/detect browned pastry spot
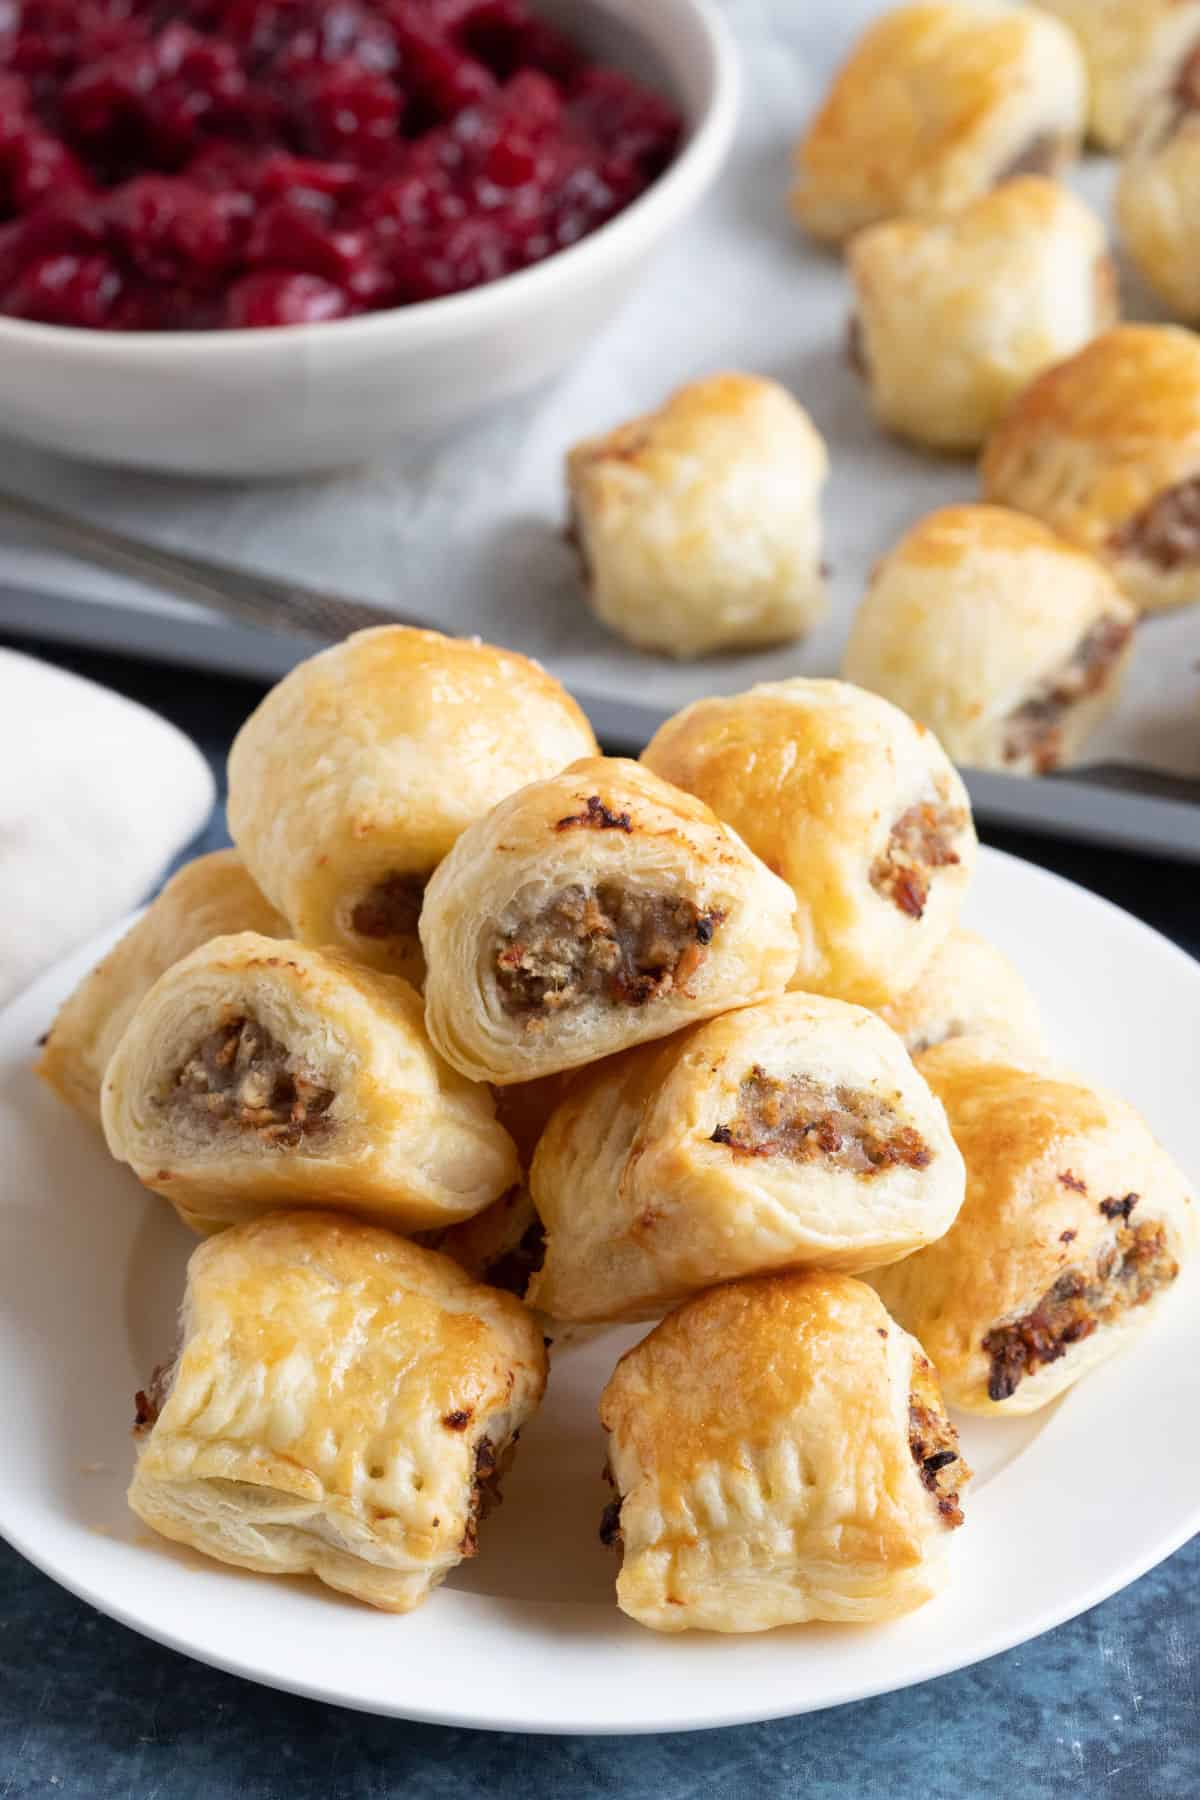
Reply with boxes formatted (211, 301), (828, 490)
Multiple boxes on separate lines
(133, 1358), (175, 1434)
(459, 1434), (514, 1556)
(869, 801), (964, 920)
(170, 1015), (335, 1147)
(908, 1354), (968, 1528)
(1111, 475), (1200, 572)
(982, 1212), (1178, 1402)
(710, 1067), (931, 1177)
(495, 884), (723, 1016)
(1002, 615), (1133, 772)
(996, 131), (1063, 183)
(555, 795), (633, 833)
(350, 871), (426, 941)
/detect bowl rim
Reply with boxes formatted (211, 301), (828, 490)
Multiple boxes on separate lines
(0, 0), (739, 362)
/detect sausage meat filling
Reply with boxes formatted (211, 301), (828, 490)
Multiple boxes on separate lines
(495, 883), (722, 1016)
(171, 1014), (335, 1147)
(909, 1354), (968, 1529)
(711, 1067), (932, 1176)
(459, 1434), (514, 1556)
(870, 800), (965, 920)
(1002, 614), (1133, 772)
(350, 871), (426, 941)
(1111, 475), (1200, 573)
(982, 1210), (1178, 1402)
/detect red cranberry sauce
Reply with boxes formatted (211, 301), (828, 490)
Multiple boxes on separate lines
(0, 2), (681, 329)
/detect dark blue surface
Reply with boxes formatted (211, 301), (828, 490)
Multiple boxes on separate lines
(1, 635), (1196, 1800)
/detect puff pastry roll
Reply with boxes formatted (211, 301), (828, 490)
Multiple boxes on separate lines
(1118, 70), (1200, 324)
(848, 179), (1117, 452)
(843, 506), (1136, 774)
(418, 1183), (545, 1296)
(102, 932), (518, 1235)
(227, 626), (597, 984)
(641, 681), (977, 1008)
(981, 325), (1200, 614)
(792, 2), (1085, 246)
(566, 373), (828, 659)
(128, 1211), (547, 1612)
(871, 1037), (1197, 1415)
(419, 758), (799, 1085)
(1032, 1), (1200, 151)
(877, 930), (1046, 1061)
(528, 993), (964, 1322)
(598, 1272), (970, 1633)
(36, 850), (286, 1130)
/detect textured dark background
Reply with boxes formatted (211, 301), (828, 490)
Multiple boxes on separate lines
(1, 634), (1196, 1800)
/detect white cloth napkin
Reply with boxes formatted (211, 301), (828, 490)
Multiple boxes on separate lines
(0, 650), (215, 1007)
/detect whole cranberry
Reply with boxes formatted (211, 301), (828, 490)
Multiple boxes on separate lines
(8, 130), (90, 211)
(288, 55), (401, 159)
(4, 248), (123, 328)
(105, 174), (237, 283)
(225, 268), (350, 326)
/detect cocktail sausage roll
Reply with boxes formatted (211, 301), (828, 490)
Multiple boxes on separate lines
(36, 850), (287, 1130)
(102, 932), (519, 1236)
(1118, 65), (1200, 323)
(528, 994), (965, 1322)
(843, 507), (1136, 774)
(877, 930), (1046, 1061)
(981, 326), (1200, 614)
(1032, 1), (1200, 151)
(128, 1212), (547, 1613)
(641, 681), (976, 1008)
(847, 180), (1117, 453)
(870, 1038), (1197, 1415)
(598, 1273), (970, 1633)
(566, 373), (829, 659)
(227, 626), (597, 985)
(791, 2), (1085, 246)
(419, 758), (799, 1085)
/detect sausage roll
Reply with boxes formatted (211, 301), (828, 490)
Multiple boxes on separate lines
(1031, 1), (1200, 151)
(419, 758), (799, 1085)
(528, 993), (964, 1323)
(1118, 71), (1200, 324)
(981, 325), (1200, 614)
(36, 850), (287, 1130)
(641, 681), (977, 1008)
(870, 1037), (1197, 1415)
(101, 932), (519, 1235)
(566, 374), (828, 659)
(128, 1211), (547, 1612)
(418, 1184), (545, 1296)
(878, 929), (1046, 1061)
(792, 2), (1086, 246)
(848, 179), (1117, 453)
(843, 506), (1136, 774)
(598, 1272), (970, 1633)
(227, 626), (597, 985)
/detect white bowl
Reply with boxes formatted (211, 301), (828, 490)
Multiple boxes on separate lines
(0, 0), (737, 478)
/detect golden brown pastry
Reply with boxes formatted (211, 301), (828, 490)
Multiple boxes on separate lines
(566, 373), (828, 658)
(1118, 71), (1200, 322)
(641, 681), (977, 1008)
(792, 2), (1086, 246)
(870, 1037), (1197, 1414)
(101, 932), (518, 1235)
(528, 992), (965, 1322)
(226, 626), (597, 984)
(128, 1211), (547, 1612)
(848, 179), (1117, 452)
(598, 1272), (970, 1633)
(981, 325), (1200, 613)
(1031, 1), (1200, 151)
(419, 757), (799, 1085)
(878, 929), (1046, 1060)
(36, 850), (287, 1130)
(843, 506), (1136, 773)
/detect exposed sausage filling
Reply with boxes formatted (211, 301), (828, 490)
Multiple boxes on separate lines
(1110, 475), (1200, 573)
(711, 1067), (932, 1176)
(349, 871), (426, 941)
(870, 800), (965, 920)
(1002, 614), (1133, 772)
(996, 131), (1063, 183)
(170, 1014), (335, 1147)
(495, 883), (723, 1017)
(459, 1433), (513, 1556)
(133, 1357), (175, 1434)
(599, 1461), (623, 1550)
(982, 1207), (1178, 1402)
(908, 1354), (968, 1529)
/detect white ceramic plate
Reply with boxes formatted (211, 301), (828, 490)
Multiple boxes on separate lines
(1, 845), (1197, 1735)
